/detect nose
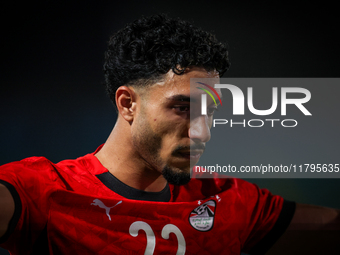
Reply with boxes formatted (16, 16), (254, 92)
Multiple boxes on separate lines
(189, 116), (211, 143)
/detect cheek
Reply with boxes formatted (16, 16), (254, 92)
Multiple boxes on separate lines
(132, 116), (163, 158)
(155, 121), (188, 158)
(152, 116), (187, 138)
(144, 108), (189, 155)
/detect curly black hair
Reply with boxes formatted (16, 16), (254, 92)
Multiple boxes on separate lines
(104, 14), (230, 105)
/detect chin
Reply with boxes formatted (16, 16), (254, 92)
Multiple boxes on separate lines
(162, 165), (191, 186)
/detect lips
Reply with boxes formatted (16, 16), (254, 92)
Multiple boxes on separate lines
(176, 150), (203, 160)
(189, 151), (203, 159)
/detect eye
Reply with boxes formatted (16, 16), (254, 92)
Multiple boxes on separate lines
(207, 106), (218, 116)
(173, 105), (190, 113)
(172, 105), (190, 116)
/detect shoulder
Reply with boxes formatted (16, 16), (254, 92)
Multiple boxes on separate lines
(0, 156), (58, 182)
(0, 154), (92, 191)
(0, 157), (62, 250)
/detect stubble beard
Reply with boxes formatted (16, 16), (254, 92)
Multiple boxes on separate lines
(161, 166), (191, 186)
(132, 111), (191, 186)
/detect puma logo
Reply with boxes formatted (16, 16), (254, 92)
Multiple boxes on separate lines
(91, 199), (122, 221)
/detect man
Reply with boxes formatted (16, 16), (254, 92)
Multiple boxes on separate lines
(0, 14), (339, 254)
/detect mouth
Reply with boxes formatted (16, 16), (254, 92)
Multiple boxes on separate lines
(175, 150), (203, 160)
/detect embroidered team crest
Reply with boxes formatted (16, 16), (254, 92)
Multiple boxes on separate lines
(189, 200), (216, 231)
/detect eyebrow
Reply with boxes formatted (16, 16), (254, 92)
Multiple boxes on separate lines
(165, 94), (223, 104)
(166, 95), (194, 103)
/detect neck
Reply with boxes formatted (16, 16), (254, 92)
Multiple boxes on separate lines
(95, 117), (168, 192)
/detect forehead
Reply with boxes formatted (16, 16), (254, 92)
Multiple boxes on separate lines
(148, 68), (221, 100)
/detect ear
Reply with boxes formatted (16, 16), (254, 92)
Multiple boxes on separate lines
(115, 86), (137, 122)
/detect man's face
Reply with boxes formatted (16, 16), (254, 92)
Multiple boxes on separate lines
(131, 67), (220, 185)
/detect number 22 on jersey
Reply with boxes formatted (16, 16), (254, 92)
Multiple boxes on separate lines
(129, 221), (186, 255)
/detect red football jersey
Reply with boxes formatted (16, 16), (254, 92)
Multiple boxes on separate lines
(0, 147), (294, 254)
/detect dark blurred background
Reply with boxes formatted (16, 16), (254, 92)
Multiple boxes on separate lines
(1, 1), (339, 254)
